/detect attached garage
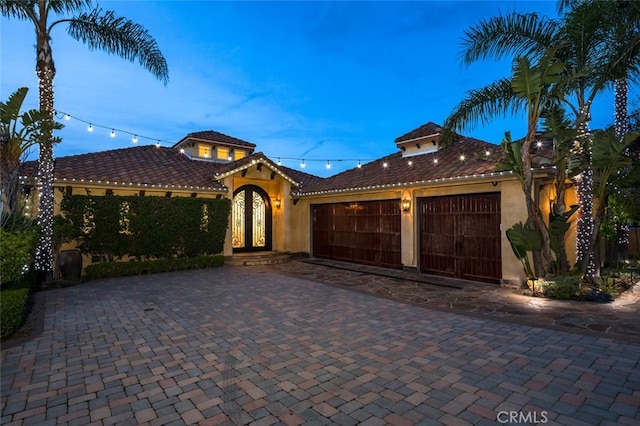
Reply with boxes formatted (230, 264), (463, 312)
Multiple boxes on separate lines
(312, 200), (402, 269)
(419, 193), (502, 284)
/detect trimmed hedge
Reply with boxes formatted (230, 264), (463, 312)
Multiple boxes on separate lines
(59, 194), (231, 260)
(1, 274), (34, 340)
(0, 228), (37, 284)
(84, 255), (224, 280)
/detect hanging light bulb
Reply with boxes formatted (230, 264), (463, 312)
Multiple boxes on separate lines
(383, 162), (388, 169)
(537, 141), (543, 148)
(132, 135), (138, 144)
(459, 154), (465, 161)
(485, 150), (491, 157)
(326, 160), (331, 169)
(357, 161), (362, 169)
(110, 129), (116, 138)
(88, 124), (94, 132)
(64, 114), (71, 121)
(277, 158), (282, 166)
(300, 160), (306, 168)
(155, 140), (161, 148)
(433, 158), (438, 164)
(407, 160), (413, 167)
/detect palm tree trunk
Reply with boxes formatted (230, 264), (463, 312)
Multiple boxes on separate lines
(522, 127), (553, 278)
(33, 29), (56, 285)
(575, 104), (596, 279)
(614, 78), (630, 263)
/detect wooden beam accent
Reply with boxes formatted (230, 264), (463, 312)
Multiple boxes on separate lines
(257, 163), (263, 172)
(139, 190), (145, 196)
(293, 198), (300, 205)
(65, 186), (73, 196)
(165, 191), (172, 197)
(106, 189), (113, 196)
(241, 169), (247, 177)
(191, 192), (197, 198)
(216, 194), (222, 199)
(270, 171), (276, 180)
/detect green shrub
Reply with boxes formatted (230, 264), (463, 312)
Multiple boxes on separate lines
(60, 194), (231, 260)
(84, 255), (224, 280)
(0, 228), (37, 284)
(1, 274), (34, 340)
(541, 275), (582, 300)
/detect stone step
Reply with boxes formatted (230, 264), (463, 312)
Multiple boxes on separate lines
(224, 251), (291, 266)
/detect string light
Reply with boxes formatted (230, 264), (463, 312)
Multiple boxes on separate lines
(53, 109), (507, 173)
(459, 154), (465, 161)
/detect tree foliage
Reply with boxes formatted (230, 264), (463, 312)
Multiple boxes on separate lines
(59, 194), (230, 261)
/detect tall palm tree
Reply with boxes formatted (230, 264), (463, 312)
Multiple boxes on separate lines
(444, 49), (566, 277)
(453, 2), (634, 278)
(1, 0), (169, 283)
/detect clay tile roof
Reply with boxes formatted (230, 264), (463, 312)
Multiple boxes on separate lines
(395, 121), (442, 143)
(299, 136), (505, 194)
(173, 130), (256, 149)
(22, 145), (226, 191)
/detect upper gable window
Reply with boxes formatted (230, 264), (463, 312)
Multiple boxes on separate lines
(234, 150), (246, 160)
(197, 144), (211, 159)
(217, 147), (229, 161)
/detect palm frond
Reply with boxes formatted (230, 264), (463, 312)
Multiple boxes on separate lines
(459, 12), (559, 66)
(443, 78), (524, 140)
(47, 0), (93, 14)
(66, 7), (169, 85)
(0, 0), (36, 20)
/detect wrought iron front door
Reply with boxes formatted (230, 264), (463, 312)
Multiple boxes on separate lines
(232, 185), (272, 252)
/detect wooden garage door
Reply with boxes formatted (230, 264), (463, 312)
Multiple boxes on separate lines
(312, 200), (402, 269)
(419, 193), (501, 284)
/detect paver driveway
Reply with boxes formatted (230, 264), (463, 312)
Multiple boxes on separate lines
(2, 266), (639, 425)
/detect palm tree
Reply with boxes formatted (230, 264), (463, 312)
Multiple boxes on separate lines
(1, 87), (62, 223)
(444, 49), (566, 277)
(1, 0), (169, 283)
(453, 2), (637, 278)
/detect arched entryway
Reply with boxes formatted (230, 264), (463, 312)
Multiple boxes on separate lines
(232, 185), (272, 252)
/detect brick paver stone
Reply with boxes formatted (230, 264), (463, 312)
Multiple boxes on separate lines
(2, 266), (639, 425)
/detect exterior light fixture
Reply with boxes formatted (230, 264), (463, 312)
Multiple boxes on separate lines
(274, 198), (282, 209)
(401, 197), (411, 213)
(88, 124), (94, 132)
(64, 114), (71, 120)
(132, 135), (138, 143)
(110, 129), (116, 138)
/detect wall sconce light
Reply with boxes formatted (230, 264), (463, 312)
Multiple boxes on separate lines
(401, 197), (411, 213)
(274, 198), (281, 209)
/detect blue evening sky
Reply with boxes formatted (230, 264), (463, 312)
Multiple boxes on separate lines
(1, 0), (635, 177)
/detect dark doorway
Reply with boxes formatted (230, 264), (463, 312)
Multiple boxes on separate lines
(232, 185), (272, 252)
(419, 193), (502, 284)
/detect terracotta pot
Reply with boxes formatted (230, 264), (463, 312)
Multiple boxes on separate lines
(58, 249), (82, 281)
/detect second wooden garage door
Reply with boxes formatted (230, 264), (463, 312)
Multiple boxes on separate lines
(312, 200), (402, 269)
(419, 193), (502, 284)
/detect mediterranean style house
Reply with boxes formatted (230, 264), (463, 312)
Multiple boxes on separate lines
(23, 121), (577, 285)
